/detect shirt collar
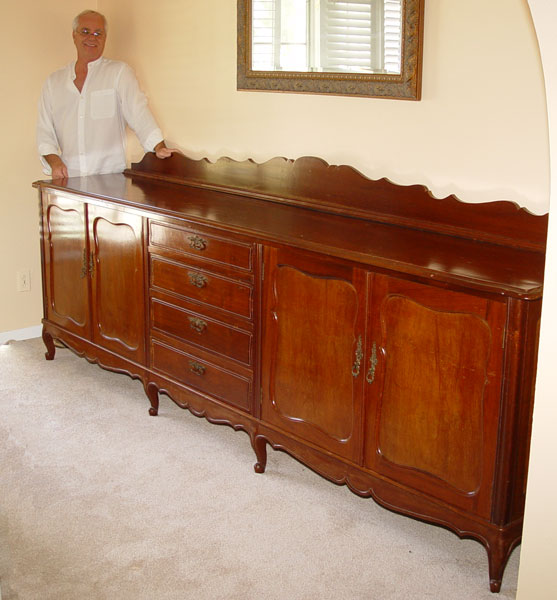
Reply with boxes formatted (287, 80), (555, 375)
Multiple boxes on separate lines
(70, 56), (105, 81)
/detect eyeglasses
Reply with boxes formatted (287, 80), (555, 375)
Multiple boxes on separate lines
(77, 28), (105, 38)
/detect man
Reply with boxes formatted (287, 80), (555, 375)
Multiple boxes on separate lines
(37, 10), (174, 179)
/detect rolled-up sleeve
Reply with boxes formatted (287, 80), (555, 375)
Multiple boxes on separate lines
(37, 79), (61, 173)
(116, 64), (163, 152)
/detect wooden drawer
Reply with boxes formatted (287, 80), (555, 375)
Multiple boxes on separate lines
(151, 298), (253, 365)
(151, 339), (251, 412)
(150, 256), (253, 319)
(150, 221), (253, 271)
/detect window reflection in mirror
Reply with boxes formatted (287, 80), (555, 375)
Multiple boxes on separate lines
(251, 0), (402, 75)
(237, 0), (424, 99)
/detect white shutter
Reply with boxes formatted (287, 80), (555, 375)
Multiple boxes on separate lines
(320, 0), (374, 72)
(252, 0), (277, 71)
(384, 0), (402, 73)
(320, 0), (402, 73)
(250, 0), (401, 74)
(251, 0), (309, 71)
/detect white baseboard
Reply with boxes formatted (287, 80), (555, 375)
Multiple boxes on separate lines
(0, 325), (42, 345)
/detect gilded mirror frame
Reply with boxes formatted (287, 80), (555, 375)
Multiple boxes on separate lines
(237, 0), (424, 100)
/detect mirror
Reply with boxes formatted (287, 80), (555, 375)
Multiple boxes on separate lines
(237, 0), (424, 99)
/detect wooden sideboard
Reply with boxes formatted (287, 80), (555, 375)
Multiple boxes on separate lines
(34, 154), (547, 593)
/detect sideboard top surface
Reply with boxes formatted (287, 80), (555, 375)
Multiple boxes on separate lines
(34, 154), (547, 299)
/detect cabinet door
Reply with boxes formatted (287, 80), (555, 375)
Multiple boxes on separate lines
(88, 205), (146, 364)
(261, 246), (367, 462)
(363, 274), (506, 517)
(42, 194), (90, 338)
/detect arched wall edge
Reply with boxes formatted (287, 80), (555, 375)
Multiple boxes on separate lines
(517, 2), (557, 598)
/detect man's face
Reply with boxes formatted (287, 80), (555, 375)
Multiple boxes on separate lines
(73, 14), (106, 63)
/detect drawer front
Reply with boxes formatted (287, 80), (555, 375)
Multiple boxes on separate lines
(151, 299), (252, 365)
(151, 257), (252, 318)
(151, 340), (251, 412)
(150, 221), (253, 271)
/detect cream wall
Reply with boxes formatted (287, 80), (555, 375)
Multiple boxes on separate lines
(1, 0), (555, 597)
(0, 0), (89, 335)
(101, 0), (549, 212)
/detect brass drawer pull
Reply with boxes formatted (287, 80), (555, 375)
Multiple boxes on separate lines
(189, 360), (206, 376)
(188, 272), (208, 288)
(366, 342), (378, 384)
(188, 316), (208, 334)
(187, 235), (207, 251)
(352, 335), (363, 377)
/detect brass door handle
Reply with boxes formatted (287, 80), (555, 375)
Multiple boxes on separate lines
(80, 248), (88, 278)
(80, 249), (95, 278)
(366, 342), (378, 384)
(352, 335), (363, 377)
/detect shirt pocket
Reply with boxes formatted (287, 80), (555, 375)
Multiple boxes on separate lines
(90, 89), (116, 119)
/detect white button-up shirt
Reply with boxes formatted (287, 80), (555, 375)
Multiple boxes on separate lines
(37, 57), (163, 177)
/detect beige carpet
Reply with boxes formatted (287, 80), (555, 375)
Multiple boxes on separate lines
(0, 337), (519, 599)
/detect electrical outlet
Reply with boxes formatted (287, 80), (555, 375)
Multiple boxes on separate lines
(17, 270), (31, 292)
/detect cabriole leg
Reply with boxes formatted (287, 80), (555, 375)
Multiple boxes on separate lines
(488, 552), (504, 593)
(42, 328), (55, 361)
(146, 382), (159, 416)
(253, 435), (267, 474)
(487, 534), (517, 593)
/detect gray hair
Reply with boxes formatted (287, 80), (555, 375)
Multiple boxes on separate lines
(72, 10), (108, 33)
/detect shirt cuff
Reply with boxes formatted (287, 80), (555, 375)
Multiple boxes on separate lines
(38, 138), (60, 153)
(39, 154), (57, 175)
(144, 130), (163, 153)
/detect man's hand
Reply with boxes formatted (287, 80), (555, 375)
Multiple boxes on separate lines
(44, 154), (68, 180)
(154, 141), (178, 159)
